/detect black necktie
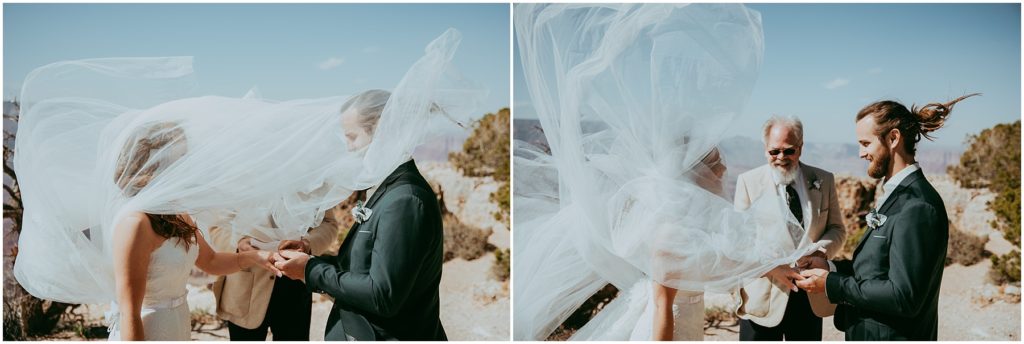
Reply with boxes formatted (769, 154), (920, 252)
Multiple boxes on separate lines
(786, 184), (803, 225)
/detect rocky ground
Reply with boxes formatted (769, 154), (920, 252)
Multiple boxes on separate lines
(22, 162), (510, 341)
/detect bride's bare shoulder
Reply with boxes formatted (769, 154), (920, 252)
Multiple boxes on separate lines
(117, 211), (154, 232)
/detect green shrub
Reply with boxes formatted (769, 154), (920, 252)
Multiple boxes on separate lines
(450, 108), (510, 227)
(989, 251), (1021, 285)
(491, 248), (510, 281)
(946, 223), (988, 266)
(949, 120), (1020, 284)
(443, 214), (493, 262)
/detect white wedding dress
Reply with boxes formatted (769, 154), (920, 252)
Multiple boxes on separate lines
(107, 238), (198, 340)
(629, 283), (704, 341)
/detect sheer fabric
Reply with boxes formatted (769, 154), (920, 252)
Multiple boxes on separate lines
(513, 4), (824, 340)
(13, 28), (483, 305)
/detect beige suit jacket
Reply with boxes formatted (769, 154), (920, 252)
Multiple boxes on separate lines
(733, 163), (846, 327)
(209, 209), (341, 329)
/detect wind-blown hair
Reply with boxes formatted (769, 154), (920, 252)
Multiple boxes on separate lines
(113, 121), (194, 248)
(856, 93), (979, 155)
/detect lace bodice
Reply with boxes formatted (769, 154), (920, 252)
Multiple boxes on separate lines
(143, 237), (198, 305)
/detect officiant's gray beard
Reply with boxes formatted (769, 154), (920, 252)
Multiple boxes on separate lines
(771, 163), (798, 186)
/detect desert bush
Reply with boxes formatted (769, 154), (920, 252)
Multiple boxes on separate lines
(946, 223), (989, 266)
(491, 248), (510, 281)
(950, 120), (1020, 284)
(2, 284), (76, 340)
(443, 214), (492, 262)
(436, 184), (494, 262)
(704, 305), (739, 330)
(989, 251), (1021, 285)
(450, 108), (510, 227)
(190, 307), (222, 332)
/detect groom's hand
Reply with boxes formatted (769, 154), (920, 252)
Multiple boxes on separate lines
(274, 249), (309, 282)
(278, 238), (311, 254)
(797, 250), (829, 270)
(796, 268), (828, 293)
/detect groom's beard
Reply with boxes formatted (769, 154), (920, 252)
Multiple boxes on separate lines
(867, 148), (892, 179)
(771, 163), (798, 186)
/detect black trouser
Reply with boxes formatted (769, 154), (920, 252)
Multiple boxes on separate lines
(227, 276), (312, 341)
(739, 289), (822, 341)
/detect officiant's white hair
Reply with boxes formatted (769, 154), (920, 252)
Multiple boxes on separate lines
(762, 115), (803, 146)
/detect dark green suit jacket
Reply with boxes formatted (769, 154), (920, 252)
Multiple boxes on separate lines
(826, 169), (948, 340)
(305, 160), (447, 341)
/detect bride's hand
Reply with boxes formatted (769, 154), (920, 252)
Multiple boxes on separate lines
(239, 250), (283, 277)
(763, 265), (803, 292)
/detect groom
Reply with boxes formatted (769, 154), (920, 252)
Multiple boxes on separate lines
(275, 90), (447, 340)
(796, 99), (953, 340)
(734, 115), (847, 341)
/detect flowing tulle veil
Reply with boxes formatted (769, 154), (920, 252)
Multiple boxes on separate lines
(13, 28), (483, 305)
(513, 4), (825, 340)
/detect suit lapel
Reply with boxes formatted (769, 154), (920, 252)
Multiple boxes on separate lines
(852, 170), (924, 258)
(800, 164), (821, 232)
(878, 170), (923, 215)
(337, 160), (414, 254)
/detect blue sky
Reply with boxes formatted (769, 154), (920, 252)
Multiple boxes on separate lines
(514, 3), (1020, 148)
(4, 3), (510, 116)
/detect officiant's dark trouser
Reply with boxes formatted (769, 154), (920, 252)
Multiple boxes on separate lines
(739, 289), (822, 341)
(228, 276), (312, 341)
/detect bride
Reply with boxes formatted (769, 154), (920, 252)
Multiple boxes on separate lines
(513, 4), (821, 340)
(108, 121), (280, 340)
(12, 29), (481, 340)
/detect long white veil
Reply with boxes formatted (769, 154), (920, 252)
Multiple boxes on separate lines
(13, 28), (483, 305)
(513, 4), (823, 340)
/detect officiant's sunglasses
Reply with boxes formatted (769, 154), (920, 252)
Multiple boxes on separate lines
(768, 148), (797, 157)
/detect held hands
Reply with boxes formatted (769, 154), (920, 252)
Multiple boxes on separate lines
(238, 249), (283, 277)
(273, 250), (310, 282)
(795, 269), (828, 294)
(763, 265), (804, 292)
(273, 238), (312, 281)
(794, 250), (829, 294)
(277, 239), (311, 254)
(797, 250), (829, 270)
(235, 236), (311, 281)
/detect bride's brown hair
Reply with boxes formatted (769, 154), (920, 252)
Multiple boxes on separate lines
(855, 93), (980, 155)
(114, 122), (195, 249)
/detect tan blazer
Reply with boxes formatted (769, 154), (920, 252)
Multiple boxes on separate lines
(733, 163), (846, 327)
(209, 209), (341, 329)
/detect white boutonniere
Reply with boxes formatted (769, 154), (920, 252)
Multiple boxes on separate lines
(351, 200), (373, 224)
(808, 175), (822, 191)
(866, 209), (887, 230)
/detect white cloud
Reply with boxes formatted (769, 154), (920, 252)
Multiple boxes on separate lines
(361, 46), (380, 54)
(868, 67), (883, 74)
(317, 57), (345, 70)
(823, 78), (849, 90)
